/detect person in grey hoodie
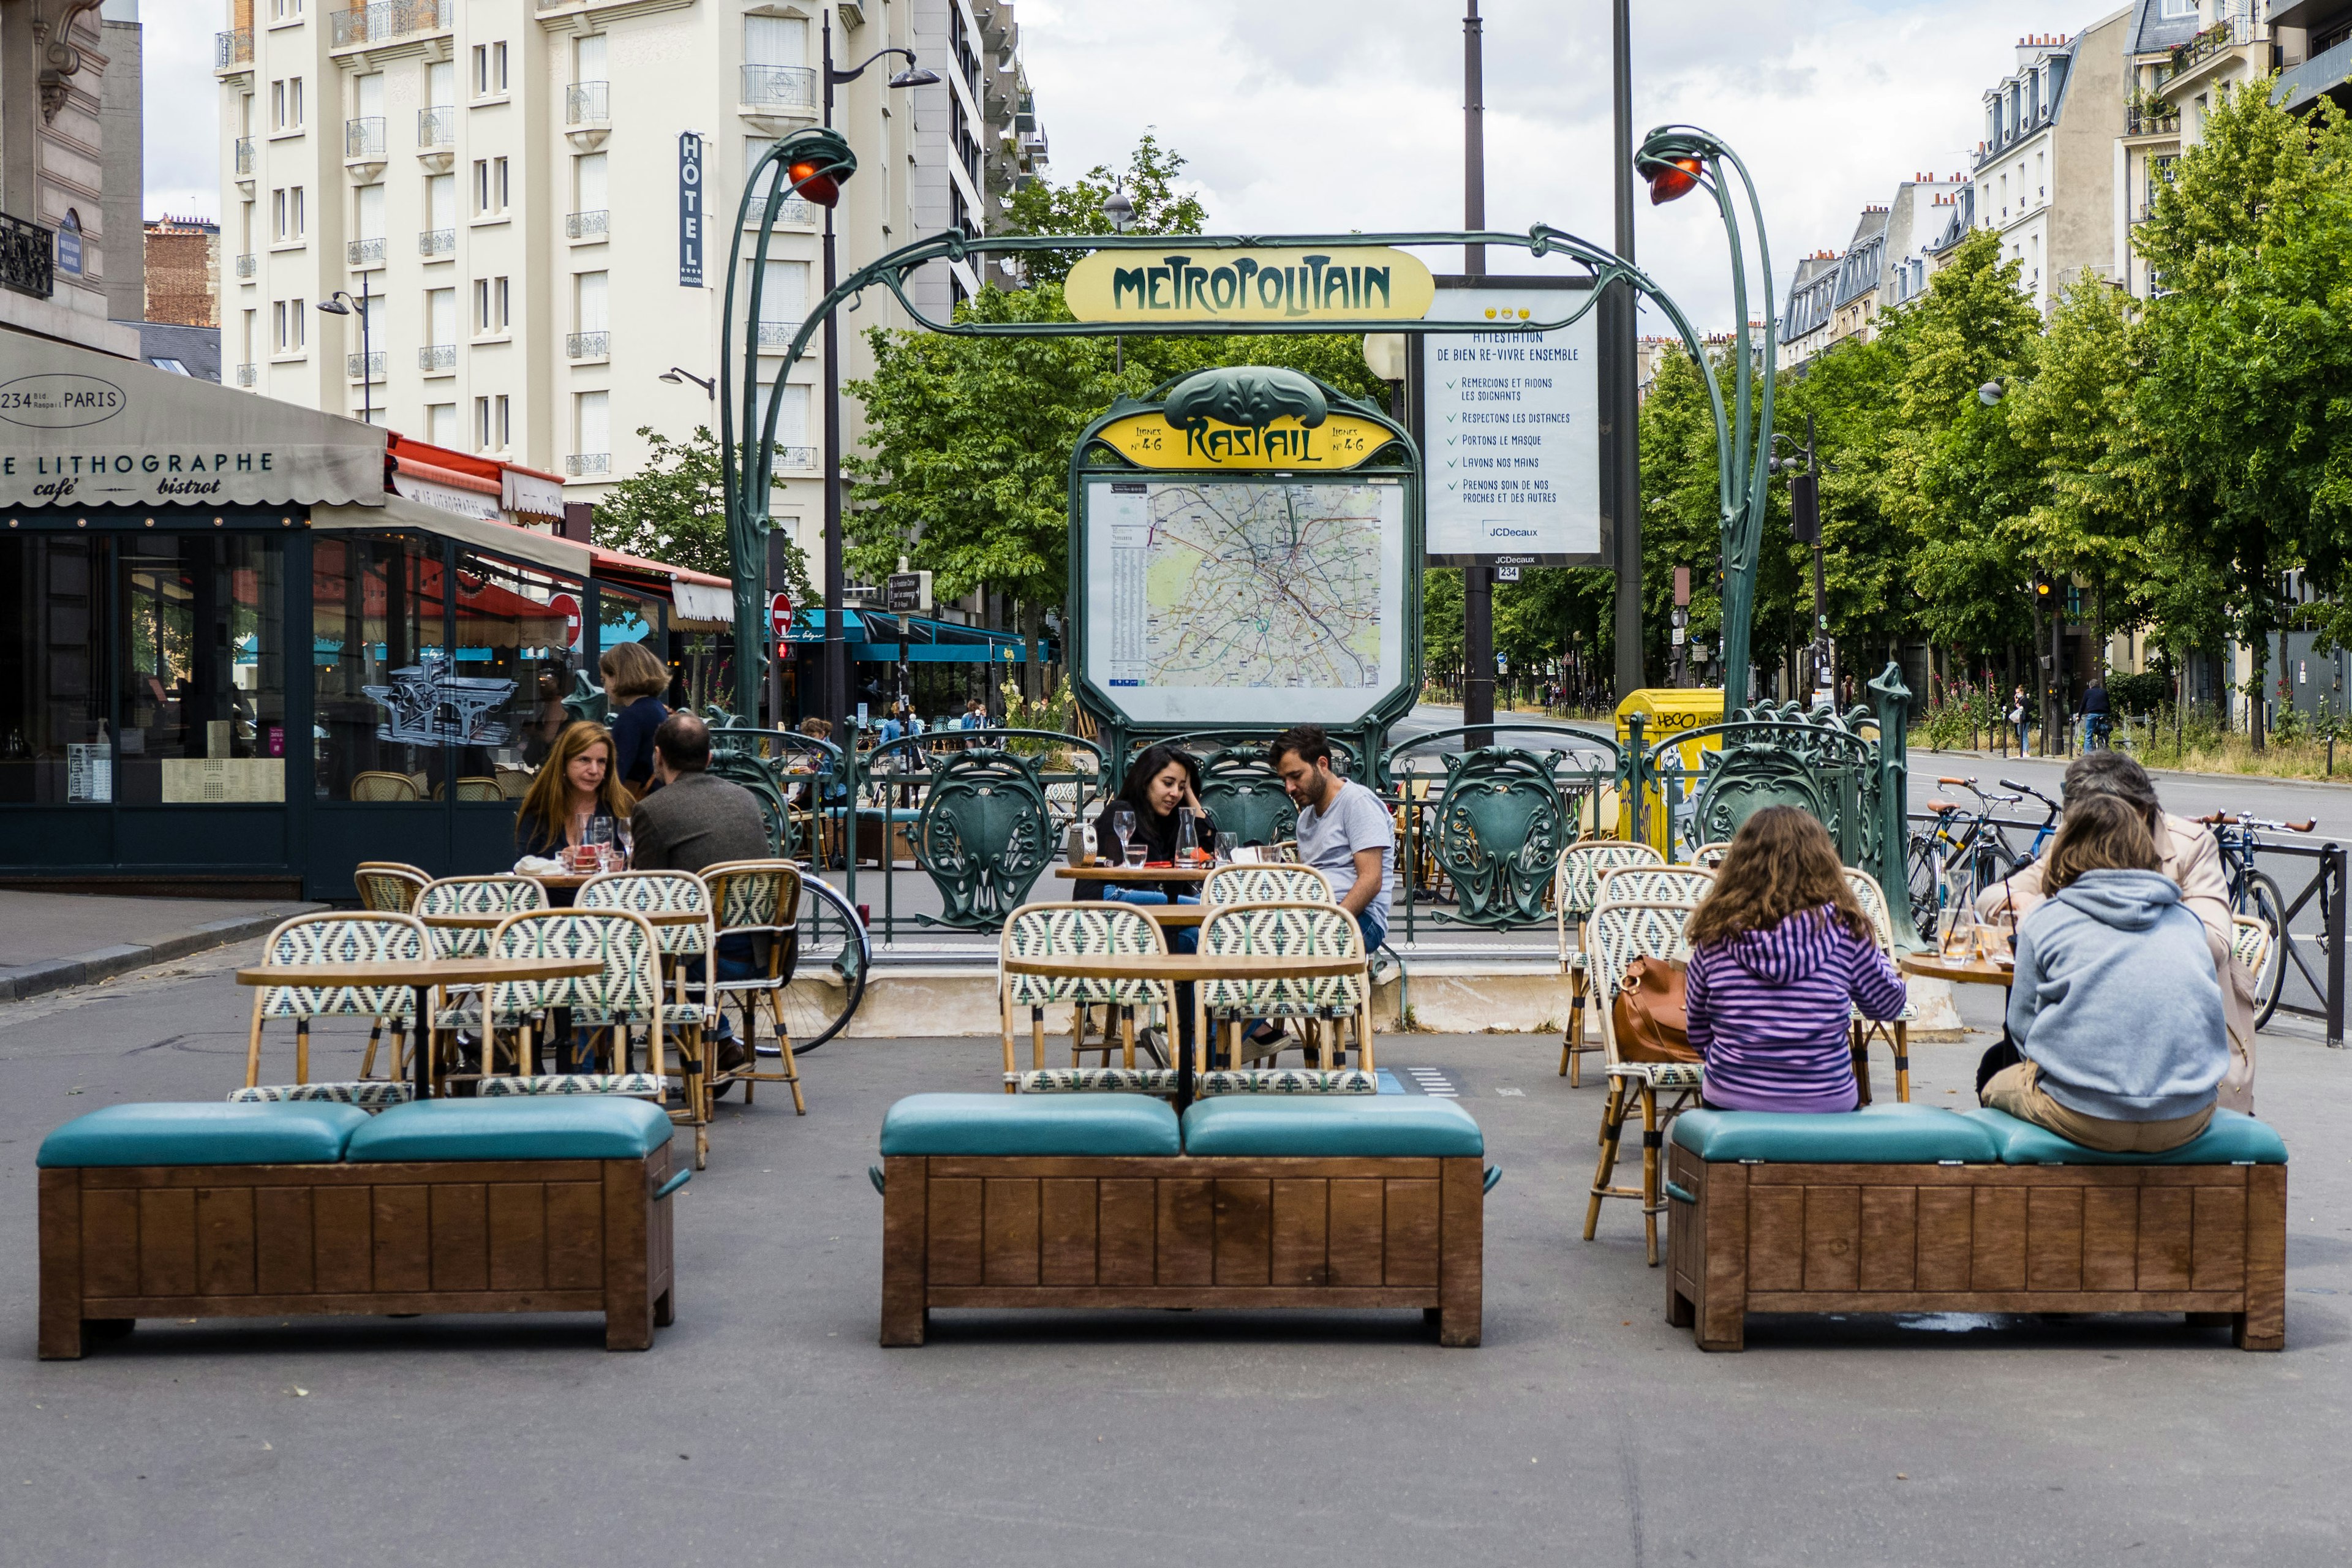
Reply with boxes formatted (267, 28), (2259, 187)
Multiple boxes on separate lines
(1990, 793), (2228, 1152)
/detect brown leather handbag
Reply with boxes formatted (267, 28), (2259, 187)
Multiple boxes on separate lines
(1611, 956), (1700, 1064)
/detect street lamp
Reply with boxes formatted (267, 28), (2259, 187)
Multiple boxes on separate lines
(1102, 183), (1134, 374)
(1978, 380), (2005, 406)
(317, 289), (374, 424)
(660, 366), (716, 399)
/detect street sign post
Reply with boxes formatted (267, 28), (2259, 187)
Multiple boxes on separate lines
(548, 593), (582, 652)
(769, 592), (793, 644)
(884, 571), (932, 614)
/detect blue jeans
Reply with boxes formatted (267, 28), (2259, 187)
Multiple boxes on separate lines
(1102, 889), (1197, 1048)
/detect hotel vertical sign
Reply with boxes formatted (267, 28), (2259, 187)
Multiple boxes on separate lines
(677, 132), (705, 288)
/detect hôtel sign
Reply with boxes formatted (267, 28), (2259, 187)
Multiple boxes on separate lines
(1065, 246), (1436, 325)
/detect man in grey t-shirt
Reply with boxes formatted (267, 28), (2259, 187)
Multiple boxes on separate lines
(1270, 723), (1396, 951)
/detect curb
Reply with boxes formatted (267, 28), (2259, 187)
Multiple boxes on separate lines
(0, 906), (322, 1004)
(1909, 748), (2352, 795)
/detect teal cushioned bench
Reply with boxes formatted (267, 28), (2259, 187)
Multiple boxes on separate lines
(1180, 1096), (1484, 1158)
(347, 1097), (674, 1163)
(880, 1092), (1180, 1157)
(38, 1102), (369, 1168)
(1964, 1106), (2288, 1167)
(1670, 1104), (2000, 1165)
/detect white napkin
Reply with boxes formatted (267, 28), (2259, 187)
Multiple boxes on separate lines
(514, 855), (565, 876)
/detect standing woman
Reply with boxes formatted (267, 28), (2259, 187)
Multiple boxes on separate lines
(515, 722), (634, 863)
(600, 641), (672, 797)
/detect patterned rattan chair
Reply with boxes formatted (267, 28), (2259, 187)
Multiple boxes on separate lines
(2231, 914), (2272, 984)
(451, 775), (503, 802)
(232, 912), (426, 1109)
(472, 908), (700, 1161)
(1843, 868), (1916, 1104)
(1691, 840), (1735, 868)
(1553, 840), (1666, 1083)
(1194, 900), (1375, 1082)
(415, 873), (549, 1071)
(1594, 865), (1715, 907)
(353, 861), (431, 914)
(1582, 899), (1703, 1267)
(580, 870), (720, 1126)
(998, 902), (1177, 1095)
(351, 770), (420, 802)
(1200, 862), (1336, 907)
(698, 859), (810, 1114)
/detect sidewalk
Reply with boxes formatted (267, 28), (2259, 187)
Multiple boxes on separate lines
(0, 889), (322, 1002)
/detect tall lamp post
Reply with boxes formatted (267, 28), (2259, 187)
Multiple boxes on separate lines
(1634, 126), (1779, 714)
(317, 289), (374, 424)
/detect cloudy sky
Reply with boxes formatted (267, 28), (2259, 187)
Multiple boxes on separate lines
(140, 0), (2085, 329)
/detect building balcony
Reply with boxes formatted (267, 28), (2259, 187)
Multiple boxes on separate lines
(565, 209), (609, 242)
(565, 453), (611, 477)
(216, 28), (252, 69)
(1, 211), (56, 301)
(567, 81), (608, 123)
(772, 445), (818, 470)
(416, 105), (454, 171)
(741, 64), (818, 115)
(234, 137), (255, 176)
(743, 195), (813, 227)
(419, 227), (454, 258)
(2275, 34), (2352, 113)
(234, 253), (257, 279)
(567, 331), (609, 361)
(347, 237), (387, 268)
(418, 344), (456, 373)
(235, 363), (258, 386)
(345, 118), (387, 161)
(331, 0), (453, 50)
(2126, 104), (2180, 136)
(347, 350), (386, 382)
(756, 320), (804, 349)
(2169, 17), (2249, 79)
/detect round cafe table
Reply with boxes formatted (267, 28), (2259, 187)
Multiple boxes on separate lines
(1054, 864), (1212, 885)
(1899, 951), (2015, 986)
(236, 956), (603, 1100)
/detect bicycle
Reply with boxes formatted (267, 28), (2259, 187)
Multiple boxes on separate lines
(1906, 775), (2060, 935)
(2197, 812), (2312, 1030)
(759, 871), (870, 1055)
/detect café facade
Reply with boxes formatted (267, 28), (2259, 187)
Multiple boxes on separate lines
(0, 337), (726, 902)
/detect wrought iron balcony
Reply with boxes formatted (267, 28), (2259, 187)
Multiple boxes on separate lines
(1, 211), (56, 301)
(347, 351), (386, 381)
(234, 253), (257, 279)
(235, 363), (258, 386)
(418, 105), (453, 148)
(567, 81), (609, 124)
(216, 28), (252, 67)
(565, 209), (609, 241)
(772, 445), (818, 470)
(565, 453), (611, 477)
(345, 117), (387, 160)
(567, 331), (609, 360)
(756, 320), (805, 348)
(741, 64), (817, 111)
(331, 0), (452, 49)
(745, 194), (815, 226)
(418, 344), (456, 372)
(419, 227), (455, 257)
(2170, 17), (2248, 77)
(347, 237), (387, 268)
(2127, 104), (2180, 136)
(234, 137), (255, 176)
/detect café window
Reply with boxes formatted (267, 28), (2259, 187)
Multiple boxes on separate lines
(115, 535), (288, 805)
(312, 534), (448, 802)
(450, 550), (583, 799)
(0, 538), (110, 804)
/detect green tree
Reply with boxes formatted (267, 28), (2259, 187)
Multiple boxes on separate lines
(597, 424), (812, 602)
(999, 130), (1208, 288)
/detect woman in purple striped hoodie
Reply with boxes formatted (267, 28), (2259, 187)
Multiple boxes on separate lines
(1684, 807), (1909, 1114)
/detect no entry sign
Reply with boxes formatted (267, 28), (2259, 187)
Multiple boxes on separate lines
(770, 592), (793, 643)
(548, 592), (582, 650)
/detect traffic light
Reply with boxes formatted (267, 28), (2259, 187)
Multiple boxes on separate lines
(1789, 472), (1820, 543)
(2033, 575), (2054, 608)
(775, 127), (856, 208)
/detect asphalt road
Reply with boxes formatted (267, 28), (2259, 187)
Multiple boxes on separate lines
(5, 943), (2351, 1566)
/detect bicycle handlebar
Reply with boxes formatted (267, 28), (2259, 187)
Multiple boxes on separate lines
(2199, 812), (2317, 834)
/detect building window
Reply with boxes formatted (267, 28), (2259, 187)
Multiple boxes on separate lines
(427, 403), (458, 445)
(751, 257), (808, 345)
(575, 391), (610, 462)
(472, 41), (508, 97)
(473, 394), (511, 452)
(473, 159), (510, 217)
(473, 276), (510, 334)
(271, 78), (305, 131)
(116, 536), (288, 806)
(0, 539), (109, 804)
(272, 298), (307, 353)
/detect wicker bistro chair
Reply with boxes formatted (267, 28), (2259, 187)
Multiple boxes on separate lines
(1691, 840), (1735, 869)
(999, 903), (1178, 1095)
(2232, 914), (2272, 984)
(415, 874), (549, 1063)
(1582, 899), (1704, 1267)
(579, 871), (721, 1129)
(1553, 840), (1667, 1084)
(470, 908), (704, 1163)
(1593, 865), (1715, 907)
(696, 859), (810, 1114)
(353, 861), (431, 914)
(1842, 869), (1916, 1104)
(1200, 862), (1336, 907)
(351, 770), (420, 802)
(1194, 900), (1376, 1084)
(231, 912), (427, 1109)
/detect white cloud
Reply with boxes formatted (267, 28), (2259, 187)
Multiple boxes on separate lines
(138, 5), (223, 223)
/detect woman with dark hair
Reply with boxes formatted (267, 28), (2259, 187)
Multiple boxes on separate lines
(600, 641), (671, 796)
(1083, 744), (1216, 908)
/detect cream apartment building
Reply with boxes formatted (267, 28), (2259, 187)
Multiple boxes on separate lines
(213, 0), (1047, 557)
(1970, 15), (2128, 314)
(2116, 0), (2279, 299)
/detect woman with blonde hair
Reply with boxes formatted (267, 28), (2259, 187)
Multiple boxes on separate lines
(514, 721), (634, 862)
(1684, 806), (1909, 1113)
(599, 640), (671, 794)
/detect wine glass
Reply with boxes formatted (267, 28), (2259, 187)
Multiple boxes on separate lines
(1106, 802), (1137, 864)
(583, 815), (614, 872)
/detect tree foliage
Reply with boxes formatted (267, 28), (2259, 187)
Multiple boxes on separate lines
(595, 424), (811, 602)
(998, 130), (1208, 288)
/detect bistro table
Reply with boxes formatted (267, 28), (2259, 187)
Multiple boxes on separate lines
(1054, 864), (1213, 885)
(998, 950), (1369, 1104)
(235, 956), (603, 1101)
(1899, 951), (2015, 986)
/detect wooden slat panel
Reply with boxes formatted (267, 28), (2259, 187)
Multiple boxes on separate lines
(982, 1178), (1041, 1286)
(544, 1182), (604, 1290)
(1915, 1188), (1975, 1289)
(1214, 1180), (1272, 1287)
(1969, 1187), (2027, 1290)
(1437, 1158), (1484, 1348)
(2242, 1165), (2286, 1349)
(137, 1189), (197, 1298)
(1097, 1180), (1156, 1286)
(1039, 1178), (1098, 1287)
(1700, 1161), (1750, 1352)
(1269, 1180), (1329, 1287)
(926, 1178), (984, 1287)
(1746, 1186), (1804, 1293)
(1857, 1186), (1917, 1292)
(2137, 1186), (2193, 1290)
(195, 1186), (257, 1297)
(1744, 1289), (2245, 1314)
(38, 1172), (84, 1360)
(2081, 1186), (2138, 1291)
(77, 1289), (608, 1317)
(881, 1156), (928, 1345)
(371, 1186), (431, 1293)
(312, 1186), (374, 1293)
(601, 1159), (652, 1350)
(927, 1156), (1440, 1181)
(486, 1183), (547, 1292)
(926, 1286), (1441, 1310)
(1383, 1178), (1441, 1287)
(429, 1184), (489, 1292)
(84, 1159), (604, 1188)
(2191, 1185), (2248, 1291)
(1155, 1178), (1215, 1286)
(1803, 1186), (1861, 1292)
(1326, 1179), (1385, 1287)
(2026, 1186), (2084, 1291)
(253, 1187), (315, 1296)
(80, 1188), (141, 1300)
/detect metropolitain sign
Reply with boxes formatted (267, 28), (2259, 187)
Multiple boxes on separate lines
(1065, 246), (1436, 325)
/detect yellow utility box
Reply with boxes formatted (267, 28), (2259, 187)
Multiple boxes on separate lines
(1615, 688), (1724, 851)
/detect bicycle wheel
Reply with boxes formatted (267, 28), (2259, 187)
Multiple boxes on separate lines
(1905, 831), (1942, 935)
(2245, 869), (2288, 1030)
(761, 872), (870, 1054)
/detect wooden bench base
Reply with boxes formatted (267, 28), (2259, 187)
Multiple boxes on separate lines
(39, 1147), (677, 1357)
(1664, 1143), (2285, 1351)
(882, 1153), (1483, 1346)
